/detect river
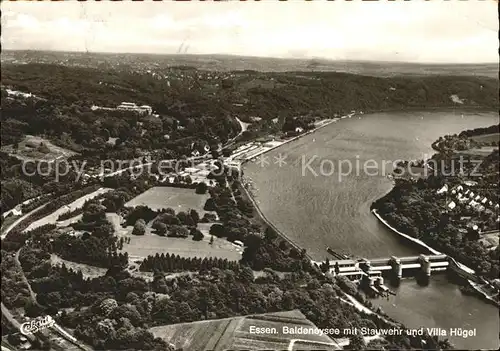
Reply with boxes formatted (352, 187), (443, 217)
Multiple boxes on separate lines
(244, 110), (499, 350)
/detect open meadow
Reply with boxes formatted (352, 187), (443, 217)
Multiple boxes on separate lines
(50, 254), (107, 279)
(459, 146), (498, 156)
(123, 227), (242, 262)
(150, 310), (340, 351)
(106, 213), (241, 261)
(124, 186), (210, 213)
(1, 134), (77, 162)
(470, 133), (500, 144)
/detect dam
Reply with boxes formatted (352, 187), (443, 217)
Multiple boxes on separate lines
(318, 254), (450, 280)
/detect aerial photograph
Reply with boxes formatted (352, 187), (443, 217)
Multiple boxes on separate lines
(0, 1), (498, 350)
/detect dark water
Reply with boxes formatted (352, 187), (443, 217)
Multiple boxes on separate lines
(244, 110), (499, 349)
(375, 275), (499, 350)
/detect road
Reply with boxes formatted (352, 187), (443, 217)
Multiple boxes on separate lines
(2, 202), (93, 350)
(221, 117), (249, 150)
(11, 249), (93, 351)
(1, 202), (48, 240)
(24, 188), (111, 232)
(1, 303), (36, 343)
(1, 194), (49, 219)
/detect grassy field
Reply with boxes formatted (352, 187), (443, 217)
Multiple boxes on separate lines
(471, 133), (500, 144)
(1, 135), (77, 162)
(459, 146), (498, 156)
(107, 213), (241, 261)
(150, 310), (340, 351)
(479, 231), (499, 250)
(50, 254), (107, 279)
(50, 253), (197, 282)
(56, 214), (83, 227)
(124, 187), (211, 214)
(24, 188), (111, 232)
(123, 227), (242, 262)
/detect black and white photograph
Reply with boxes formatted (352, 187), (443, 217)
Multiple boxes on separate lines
(0, 0), (498, 350)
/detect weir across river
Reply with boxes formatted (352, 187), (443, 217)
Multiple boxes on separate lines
(315, 254), (450, 280)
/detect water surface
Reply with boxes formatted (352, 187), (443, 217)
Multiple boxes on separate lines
(245, 110), (498, 260)
(244, 110), (499, 349)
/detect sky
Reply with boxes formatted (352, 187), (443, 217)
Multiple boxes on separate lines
(1, 0), (498, 63)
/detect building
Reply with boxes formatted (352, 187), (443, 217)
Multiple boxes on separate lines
(117, 102), (152, 115)
(139, 105), (153, 115)
(437, 184), (448, 194)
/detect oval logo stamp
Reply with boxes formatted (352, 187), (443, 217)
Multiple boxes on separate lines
(20, 315), (55, 335)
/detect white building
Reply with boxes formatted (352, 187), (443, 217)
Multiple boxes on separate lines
(117, 102), (152, 115)
(437, 184), (448, 194)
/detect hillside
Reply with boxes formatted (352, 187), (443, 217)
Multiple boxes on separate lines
(1, 60), (497, 215)
(2, 63), (498, 146)
(2, 50), (498, 78)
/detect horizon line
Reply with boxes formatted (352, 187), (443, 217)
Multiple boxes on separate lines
(2, 48), (498, 66)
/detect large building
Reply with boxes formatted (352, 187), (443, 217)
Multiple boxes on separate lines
(117, 102), (152, 115)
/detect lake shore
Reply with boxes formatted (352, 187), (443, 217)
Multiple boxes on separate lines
(240, 108), (498, 278)
(239, 115), (345, 166)
(371, 209), (441, 255)
(239, 106), (496, 166)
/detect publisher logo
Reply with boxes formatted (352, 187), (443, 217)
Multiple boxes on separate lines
(20, 315), (55, 335)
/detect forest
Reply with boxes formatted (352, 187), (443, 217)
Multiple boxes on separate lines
(16, 245), (450, 351)
(1, 57), (497, 350)
(1, 62), (498, 216)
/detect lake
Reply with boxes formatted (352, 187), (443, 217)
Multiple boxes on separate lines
(244, 109), (499, 349)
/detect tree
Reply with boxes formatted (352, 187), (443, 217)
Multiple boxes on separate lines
(321, 258), (330, 273)
(264, 227), (277, 241)
(177, 302), (194, 322)
(192, 229), (204, 241)
(168, 225), (189, 238)
(239, 266), (254, 282)
(209, 224), (225, 237)
(189, 209), (200, 223)
(204, 198), (216, 211)
(210, 235), (214, 245)
(24, 300), (44, 318)
(195, 182), (208, 194)
(82, 203), (106, 223)
(346, 334), (366, 350)
(157, 213), (180, 225)
(132, 219), (146, 235)
(152, 221), (167, 235)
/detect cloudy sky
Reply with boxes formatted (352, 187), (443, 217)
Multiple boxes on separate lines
(1, 0), (498, 63)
